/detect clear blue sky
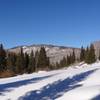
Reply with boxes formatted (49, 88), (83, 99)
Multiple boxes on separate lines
(0, 0), (100, 48)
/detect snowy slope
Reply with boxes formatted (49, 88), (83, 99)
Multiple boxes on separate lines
(0, 62), (100, 100)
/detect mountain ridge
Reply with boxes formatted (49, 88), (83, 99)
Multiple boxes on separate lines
(8, 44), (81, 63)
(7, 41), (100, 63)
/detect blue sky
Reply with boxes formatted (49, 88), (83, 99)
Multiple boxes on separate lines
(0, 0), (100, 48)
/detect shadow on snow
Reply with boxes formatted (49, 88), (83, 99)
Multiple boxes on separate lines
(92, 95), (100, 100)
(0, 74), (56, 95)
(19, 69), (97, 100)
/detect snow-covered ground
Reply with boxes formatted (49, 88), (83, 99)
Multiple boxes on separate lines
(0, 62), (100, 100)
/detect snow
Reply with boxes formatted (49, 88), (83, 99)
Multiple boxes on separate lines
(0, 62), (100, 100)
(38, 71), (47, 73)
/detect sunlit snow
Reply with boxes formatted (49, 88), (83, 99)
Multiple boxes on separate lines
(0, 62), (100, 100)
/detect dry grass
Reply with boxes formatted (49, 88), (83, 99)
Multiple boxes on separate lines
(0, 70), (15, 78)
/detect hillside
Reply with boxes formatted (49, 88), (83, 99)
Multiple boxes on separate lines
(8, 44), (81, 63)
(8, 41), (100, 63)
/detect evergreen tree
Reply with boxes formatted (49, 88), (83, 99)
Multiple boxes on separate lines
(85, 44), (96, 64)
(85, 46), (89, 63)
(71, 50), (76, 63)
(28, 51), (35, 73)
(0, 44), (6, 72)
(7, 52), (16, 72)
(47, 57), (50, 69)
(15, 48), (25, 74)
(80, 46), (85, 61)
(24, 53), (29, 73)
(89, 44), (96, 63)
(67, 55), (71, 66)
(58, 51), (76, 68)
(59, 57), (67, 67)
(37, 47), (49, 70)
(35, 50), (39, 71)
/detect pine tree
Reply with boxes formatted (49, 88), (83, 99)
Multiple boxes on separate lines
(15, 48), (25, 74)
(67, 55), (71, 66)
(37, 47), (49, 70)
(59, 57), (67, 67)
(35, 50), (39, 71)
(47, 57), (50, 69)
(89, 44), (96, 63)
(28, 51), (35, 73)
(71, 49), (76, 63)
(85, 44), (96, 64)
(85, 46), (89, 63)
(24, 53), (29, 73)
(80, 46), (85, 61)
(7, 52), (16, 72)
(0, 44), (6, 72)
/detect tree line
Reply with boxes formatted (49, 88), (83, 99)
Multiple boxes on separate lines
(54, 44), (97, 68)
(0, 44), (50, 77)
(53, 50), (76, 69)
(0, 43), (98, 77)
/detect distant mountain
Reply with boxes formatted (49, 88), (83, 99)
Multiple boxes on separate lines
(8, 44), (81, 63)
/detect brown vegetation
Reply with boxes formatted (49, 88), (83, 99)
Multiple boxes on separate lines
(0, 70), (15, 78)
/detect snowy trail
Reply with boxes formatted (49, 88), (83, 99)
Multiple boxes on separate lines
(0, 62), (100, 100)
